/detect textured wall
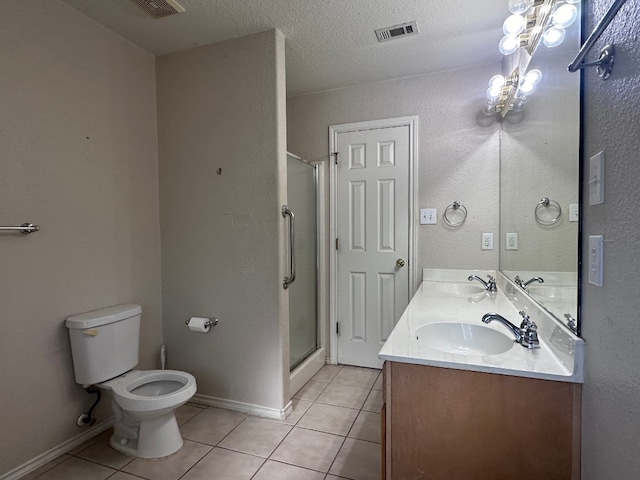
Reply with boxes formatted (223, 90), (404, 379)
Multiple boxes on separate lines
(581, 1), (640, 478)
(287, 63), (502, 281)
(0, 1), (162, 476)
(157, 30), (289, 411)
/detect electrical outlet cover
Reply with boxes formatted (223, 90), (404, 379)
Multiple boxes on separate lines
(482, 233), (494, 250)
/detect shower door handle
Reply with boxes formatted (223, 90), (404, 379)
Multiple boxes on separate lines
(282, 205), (296, 289)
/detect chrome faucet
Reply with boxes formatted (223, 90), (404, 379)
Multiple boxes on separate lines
(514, 276), (544, 289)
(481, 311), (540, 349)
(468, 274), (497, 292)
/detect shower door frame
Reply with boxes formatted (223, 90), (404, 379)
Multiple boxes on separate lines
(287, 152), (327, 397)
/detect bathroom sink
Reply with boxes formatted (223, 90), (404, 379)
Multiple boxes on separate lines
(428, 283), (486, 295)
(415, 322), (513, 356)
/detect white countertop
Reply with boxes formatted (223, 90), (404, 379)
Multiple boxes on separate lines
(378, 269), (584, 383)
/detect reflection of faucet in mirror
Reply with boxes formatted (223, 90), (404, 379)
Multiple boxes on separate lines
(514, 276), (544, 289)
(467, 292), (495, 305)
(481, 311), (540, 349)
(468, 275), (497, 292)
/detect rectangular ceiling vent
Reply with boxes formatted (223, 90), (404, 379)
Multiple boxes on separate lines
(375, 21), (418, 43)
(130, 0), (185, 18)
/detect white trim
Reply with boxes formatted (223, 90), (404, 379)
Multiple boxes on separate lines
(328, 116), (418, 366)
(289, 347), (326, 396)
(191, 394), (293, 420)
(0, 420), (113, 480)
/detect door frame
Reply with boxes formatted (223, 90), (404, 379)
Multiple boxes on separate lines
(328, 116), (418, 365)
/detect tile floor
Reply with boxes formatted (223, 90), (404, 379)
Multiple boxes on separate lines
(23, 365), (383, 480)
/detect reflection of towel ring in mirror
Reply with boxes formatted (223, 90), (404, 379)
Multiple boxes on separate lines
(443, 201), (467, 227)
(535, 197), (562, 225)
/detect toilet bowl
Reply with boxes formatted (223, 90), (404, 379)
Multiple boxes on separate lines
(66, 304), (197, 459)
(101, 370), (197, 458)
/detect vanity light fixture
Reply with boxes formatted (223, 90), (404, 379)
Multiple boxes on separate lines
(484, 0), (578, 116)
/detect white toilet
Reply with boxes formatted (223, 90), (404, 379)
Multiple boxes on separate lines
(66, 304), (196, 459)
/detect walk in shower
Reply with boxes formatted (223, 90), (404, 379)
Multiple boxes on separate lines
(286, 153), (319, 372)
(287, 153), (325, 394)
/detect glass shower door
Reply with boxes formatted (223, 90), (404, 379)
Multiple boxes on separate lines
(287, 154), (318, 371)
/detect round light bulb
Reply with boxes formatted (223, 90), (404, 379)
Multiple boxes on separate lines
(499, 34), (520, 55)
(552, 4), (578, 28)
(512, 97), (528, 112)
(486, 86), (501, 101)
(483, 103), (498, 116)
(524, 69), (543, 86)
(508, 0), (534, 15)
(488, 75), (506, 90)
(542, 26), (566, 48)
(503, 14), (526, 35)
(519, 81), (537, 96)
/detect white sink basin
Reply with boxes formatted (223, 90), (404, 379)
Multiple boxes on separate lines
(428, 283), (486, 295)
(415, 322), (514, 356)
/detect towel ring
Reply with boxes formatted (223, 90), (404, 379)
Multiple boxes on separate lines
(535, 198), (562, 226)
(443, 201), (467, 227)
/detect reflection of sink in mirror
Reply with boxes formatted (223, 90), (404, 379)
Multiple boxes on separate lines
(527, 285), (576, 302)
(428, 283), (486, 295)
(415, 322), (513, 356)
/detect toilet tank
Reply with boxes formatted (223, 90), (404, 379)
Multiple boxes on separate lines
(66, 304), (141, 386)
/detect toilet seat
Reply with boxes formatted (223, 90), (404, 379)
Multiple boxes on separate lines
(102, 370), (196, 413)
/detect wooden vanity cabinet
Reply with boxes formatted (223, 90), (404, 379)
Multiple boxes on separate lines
(382, 361), (581, 480)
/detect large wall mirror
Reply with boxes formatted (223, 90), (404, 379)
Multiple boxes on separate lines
(499, 11), (581, 335)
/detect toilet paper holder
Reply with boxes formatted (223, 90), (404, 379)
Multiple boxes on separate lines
(185, 317), (219, 328)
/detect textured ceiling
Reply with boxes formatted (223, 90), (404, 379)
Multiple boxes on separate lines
(60, 0), (506, 95)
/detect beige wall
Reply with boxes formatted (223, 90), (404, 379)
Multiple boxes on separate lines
(287, 63), (502, 283)
(0, 1), (162, 476)
(157, 30), (289, 411)
(582, 1), (640, 478)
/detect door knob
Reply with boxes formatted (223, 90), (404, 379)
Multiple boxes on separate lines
(396, 258), (405, 268)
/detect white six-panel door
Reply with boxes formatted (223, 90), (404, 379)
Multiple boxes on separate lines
(335, 124), (411, 368)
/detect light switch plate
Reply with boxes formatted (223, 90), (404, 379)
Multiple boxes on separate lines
(589, 235), (604, 287)
(420, 208), (437, 225)
(569, 203), (579, 222)
(589, 151), (604, 205)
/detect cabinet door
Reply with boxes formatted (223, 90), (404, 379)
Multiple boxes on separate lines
(388, 362), (581, 480)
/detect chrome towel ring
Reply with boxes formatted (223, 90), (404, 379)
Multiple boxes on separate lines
(535, 198), (562, 226)
(443, 201), (467, 227)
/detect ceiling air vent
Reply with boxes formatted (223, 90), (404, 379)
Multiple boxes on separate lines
(375, 21), (418, 42)
(130, 0), (185, 18)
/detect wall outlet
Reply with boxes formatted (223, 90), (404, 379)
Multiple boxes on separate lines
(481, 233), (494, 250)
(420, 208), (437, 225)
(505, 232), (518, 250)
(589, 235), (604, 287)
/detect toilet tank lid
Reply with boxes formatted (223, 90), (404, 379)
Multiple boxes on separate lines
(66, 304), (142, 329)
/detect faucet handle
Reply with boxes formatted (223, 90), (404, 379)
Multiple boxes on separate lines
(486, 275), (497, 292)
(518, 311), (540, 349)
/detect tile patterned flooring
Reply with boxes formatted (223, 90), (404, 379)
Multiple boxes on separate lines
(23, 365), (382, 480)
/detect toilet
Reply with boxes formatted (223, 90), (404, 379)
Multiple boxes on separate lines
(66, 304), (196, 458)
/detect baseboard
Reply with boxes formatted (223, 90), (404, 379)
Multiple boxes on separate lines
(1, 420), (113, 480)
(191, 394), (293, 421)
